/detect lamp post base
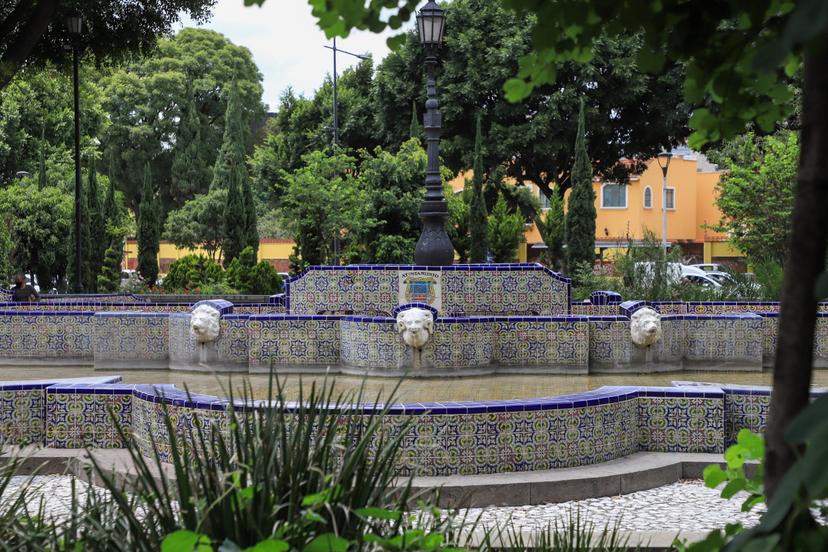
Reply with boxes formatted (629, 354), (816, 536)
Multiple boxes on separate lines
(415, 211), (454, 266)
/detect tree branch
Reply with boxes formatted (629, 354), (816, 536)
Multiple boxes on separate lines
(0, 0), (60, 89)
(0, 0), (34, 41)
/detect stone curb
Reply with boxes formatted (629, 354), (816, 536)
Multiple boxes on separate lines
(410, 451), (748, 507)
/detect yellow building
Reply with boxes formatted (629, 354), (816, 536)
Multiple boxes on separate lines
(123, 238), (295, 275)
(451, 147), (744, 269)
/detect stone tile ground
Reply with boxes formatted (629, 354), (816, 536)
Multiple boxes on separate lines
(462, 480), (761, 532)
(3, 476), (760, 532)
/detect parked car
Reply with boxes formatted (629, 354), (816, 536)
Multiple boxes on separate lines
(683, 273), (723, 288)
(704, 271), (735, 285)
(691, 263), (731, 273)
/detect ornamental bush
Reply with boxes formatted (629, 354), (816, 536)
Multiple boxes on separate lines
(225, 246), (283, 294)
(162, 255), (224, 292)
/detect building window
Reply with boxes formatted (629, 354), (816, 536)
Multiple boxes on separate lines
(643, 186), (652, 209)
(665, 187), (676, 209)
(601, 183), (627, 209)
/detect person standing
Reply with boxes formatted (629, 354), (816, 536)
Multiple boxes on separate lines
(11, 274), (39, 302)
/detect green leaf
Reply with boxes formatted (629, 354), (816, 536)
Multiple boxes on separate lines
(503, 78), (531, 102)
(636, 47), (666, 73)
(303, 534), (350, 552)
(354, 507), (403, 521)
(245, 540), (290, 552)
(386, 34), (407, 51)
(703, 464), (728, 488)
(720, 478), (747, 499)
(162, 531), (213, 552)
(736, 429), (764, 459)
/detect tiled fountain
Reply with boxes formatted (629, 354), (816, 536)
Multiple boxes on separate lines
(0, 262), (823, 476)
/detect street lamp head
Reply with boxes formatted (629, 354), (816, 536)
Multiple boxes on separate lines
(656, 151), (672, 171)
(417, 1), (446, 47)
(65, 12), (83, 35)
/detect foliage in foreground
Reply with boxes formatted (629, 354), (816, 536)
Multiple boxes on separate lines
(679, 399), (828, 551)
(0, 377), (636, 551)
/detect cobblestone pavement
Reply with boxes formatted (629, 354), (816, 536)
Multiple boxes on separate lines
(462, 480), (762, 532)
(0, 476), (763, 533)
(3, 475), (91, 519)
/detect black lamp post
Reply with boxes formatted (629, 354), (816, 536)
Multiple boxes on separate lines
(67, 13), (83, 292)
(414, 0), (454, 266)
(656, 151), (672, 258)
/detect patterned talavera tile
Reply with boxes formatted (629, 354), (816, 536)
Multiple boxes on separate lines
(0, 389), (44, 446)
(723, 393), (769, 446)
(45, 392), (131, 448)
(286, 266), (570, 317)
(638, 397), (724, 453)
(0, 314), (94, 360)
(684, 317), (763, 365)
(93, 314), (169, 363)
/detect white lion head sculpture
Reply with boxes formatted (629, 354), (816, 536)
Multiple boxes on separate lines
(395, 308), (434, 349)
(630, 307), (662, 347)
(190, 304), (221, 343)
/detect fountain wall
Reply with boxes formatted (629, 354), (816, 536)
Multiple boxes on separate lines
(1, 376), (797, 476)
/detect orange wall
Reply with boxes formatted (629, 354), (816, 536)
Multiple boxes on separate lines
(124, 239), (295, 274)
(450, 151), (736, 258)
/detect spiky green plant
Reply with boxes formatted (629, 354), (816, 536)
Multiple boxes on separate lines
(82, 377), (430, 551)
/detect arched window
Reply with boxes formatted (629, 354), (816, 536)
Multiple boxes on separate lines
(643, 186), (652, 208)
(601, 183), (627, 209)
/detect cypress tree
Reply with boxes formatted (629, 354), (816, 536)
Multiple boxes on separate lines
(38, 125), (47, 189)
(409, 101), (421, 141)
(172, 94), (211, 202)
(86, 157), (106, 290)
(211, 83), (246, 191)
(103, 177), (120, 228)
(137, 163), (160, 285)
(222, 161), (246, 267)
(241, 169), (259, 259)
(468, 113), (488, 262)
(536, 188), (565, 271)
(97, 245), (123, 292)
(565, 98), (596, 273)
(68, 177), (91, 292)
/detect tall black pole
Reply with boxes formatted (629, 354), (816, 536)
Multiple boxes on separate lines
(72, 42), (83, 292)
(332, 37), (338, 147)
(414, 52), (454, 265)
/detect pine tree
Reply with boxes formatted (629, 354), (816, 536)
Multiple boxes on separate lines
(536, 188), (565, 271)
(409, 101), (421, 142)
(171, 94), (211, 202)
(68, 169), (91, 292)
(565, 98), (596, 273)
(86, 157), (106, 291)
(38, 125), (47, 189)
(487, 193), (525, 263)
(103, 177), (120, 228)
(222, 161), (246, 267)
(241, 168), (259, 259)
(137, 163), (160, 285)
(211, 83), (246, 191)
(468, 113), (488, 262)
(97, 244), (123, 292)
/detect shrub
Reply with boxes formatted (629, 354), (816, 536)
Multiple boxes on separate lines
(163, 255), (224, 292)
(225, 246), (283, 294)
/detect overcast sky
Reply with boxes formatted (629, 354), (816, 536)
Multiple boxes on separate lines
(180, 0), (410, 111)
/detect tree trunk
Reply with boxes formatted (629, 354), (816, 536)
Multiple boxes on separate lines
(764, 31), (828, 499)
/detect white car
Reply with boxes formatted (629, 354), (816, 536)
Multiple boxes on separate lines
(683, 273), (723, 288)
(691, 263), (731, 273)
